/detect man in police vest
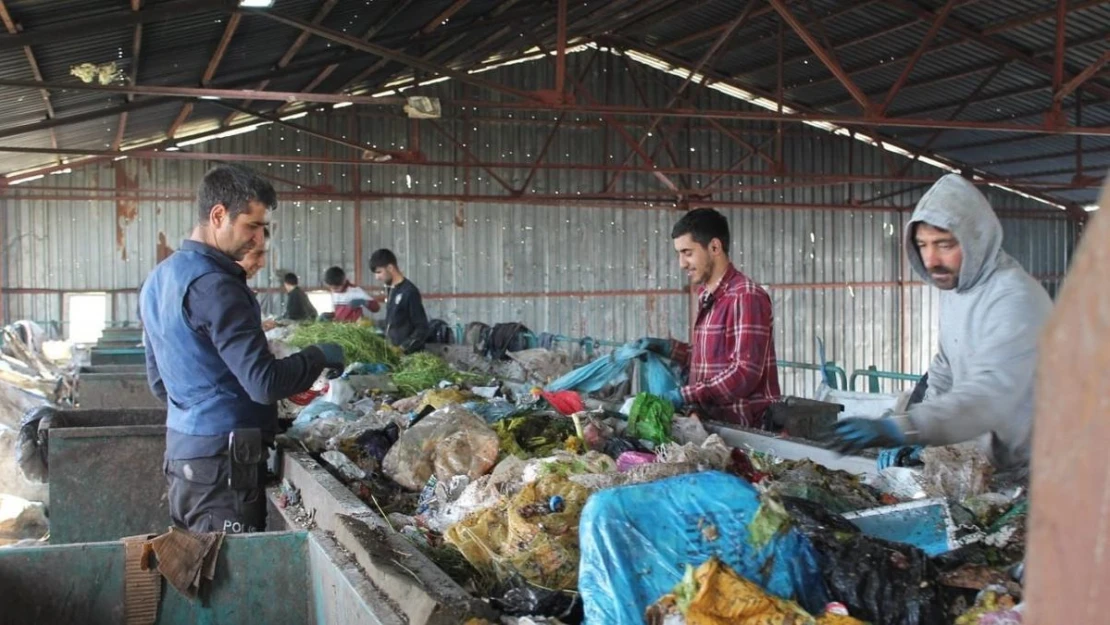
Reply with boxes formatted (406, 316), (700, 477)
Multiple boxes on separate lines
(141, 165), (344, 534)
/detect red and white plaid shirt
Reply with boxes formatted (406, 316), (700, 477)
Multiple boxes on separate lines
(672, 264), (781, 427)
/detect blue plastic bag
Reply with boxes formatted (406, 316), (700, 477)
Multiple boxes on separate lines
(545, 345), (681, 396)
(578, 471), (827, 624)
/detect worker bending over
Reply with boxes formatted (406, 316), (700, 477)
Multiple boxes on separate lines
(370, 248), (429, 354)
(832, 174), (1052, 476)
(141, 165), (344, 534)
(323, 266), (379, 322)
(637, 208), (781, 427)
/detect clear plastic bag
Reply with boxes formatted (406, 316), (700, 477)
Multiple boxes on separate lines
(381, 404), (500, 491)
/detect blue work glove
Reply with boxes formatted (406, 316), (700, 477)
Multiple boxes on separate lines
(662, 388), (684, 410)
(830, 417), (905, 455)
(877, 445), (924, 470)
(313, 343), (346, 370)
(349, 299), (367, 309)
(634, 337), (673, 357)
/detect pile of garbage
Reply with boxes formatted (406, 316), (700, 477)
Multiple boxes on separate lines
(269, 324), (1029, 625)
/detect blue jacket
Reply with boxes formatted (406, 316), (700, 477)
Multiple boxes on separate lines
(141, 240), (325, 446)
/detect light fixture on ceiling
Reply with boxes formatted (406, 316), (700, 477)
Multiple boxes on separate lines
(240, 0), (275, 8)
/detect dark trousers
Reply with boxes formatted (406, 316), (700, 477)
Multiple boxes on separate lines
(165, 454), (268, 534)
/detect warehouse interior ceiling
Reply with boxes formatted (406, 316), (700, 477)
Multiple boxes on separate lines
(0, 0), (1106, 216)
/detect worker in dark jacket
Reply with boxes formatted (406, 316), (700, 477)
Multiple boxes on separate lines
(370, 248), (429, 354)
(280, 273), (317, 322)
(141, 164), (344, 534)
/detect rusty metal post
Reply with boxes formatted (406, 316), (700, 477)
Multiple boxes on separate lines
(1024, 180), (1110, 624)
(554, 0), (567, 99)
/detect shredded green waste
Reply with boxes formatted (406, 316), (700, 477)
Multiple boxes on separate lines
(391, 352), (488, 395)
(626, 392), (674, 445)
(288, 323), (401, 367)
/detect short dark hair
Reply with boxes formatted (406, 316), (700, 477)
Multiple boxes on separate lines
(671, 208), (730, 254)
(197, 164), (276, 224)
(323, 266), (346, 287)
(283, 272), (299, 286)
(369, 249), (398, 272)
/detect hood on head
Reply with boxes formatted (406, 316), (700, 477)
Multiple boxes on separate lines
(904, 174), (1003, 293)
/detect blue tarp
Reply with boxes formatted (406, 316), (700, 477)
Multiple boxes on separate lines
(578, 471), (827, 624)
(544, 345), (682, 396)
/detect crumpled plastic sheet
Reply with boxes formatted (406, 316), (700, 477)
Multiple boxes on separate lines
(671, 415), (709, 446)
(545, 345), (681, 397)
(783, 497), (946, 625)
(520, 451), (617, 484)
(445, 475), (590, 591)
(645, 557), (866, 625)
(918, 443), (994, 502)
(382, 404), (500, 491)
(578, 471), (827, 624)
(655, 434), (731, 471)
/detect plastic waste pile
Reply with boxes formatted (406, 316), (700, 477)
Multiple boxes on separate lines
(267, 331), (1030, 625)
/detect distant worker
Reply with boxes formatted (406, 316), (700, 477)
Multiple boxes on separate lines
(370, 248), (429, 354)
(140, 164), (344, 534)
(323, 266), (379, 322)
(831, 174), (1052, 477)
(280, 273), (317, 322)
(635, 208), (781, 427)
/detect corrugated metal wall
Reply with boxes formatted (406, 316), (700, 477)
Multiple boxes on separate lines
(0, 51), (1078, 396)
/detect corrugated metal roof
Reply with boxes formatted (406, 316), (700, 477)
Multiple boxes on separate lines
(0, 0), (1105, 206)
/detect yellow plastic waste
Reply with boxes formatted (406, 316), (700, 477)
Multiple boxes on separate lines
(445, 475), (589, 591)
(646, 558), (868, 625)
(420, 388), (473, 411)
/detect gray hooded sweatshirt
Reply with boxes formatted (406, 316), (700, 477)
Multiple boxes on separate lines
(893, 174), (1053, 470)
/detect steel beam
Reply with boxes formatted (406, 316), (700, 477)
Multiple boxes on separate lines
(982, 0), (1106, 35)
(213, 103), (407, 161)
(897, 62), (1009, 176)
(0, 57), (385, 142)
(227, 0), (340, 126)
(248, 9), (544, 103)
(789, 25), (1108, 102)
(768, 0), (870, 112)
(421, 0), (471, 35)
(878, 0), (959, 115)
(2, 146), (1102, 194)
(115, 0), (144, 150)
(0, 0), (235, 50)
(0, 0), (61, 161)
(1056, 51), (1110, 104)
(0, 78), (407, 106)
(168, 11), (241, 139)
(449, 99), (1110, 136)
(884, 0), (1110, 103)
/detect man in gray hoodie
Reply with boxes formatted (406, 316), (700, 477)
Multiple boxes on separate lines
(831, 174), (1053, 473)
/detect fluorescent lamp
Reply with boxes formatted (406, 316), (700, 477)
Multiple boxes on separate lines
(50, 168), (72, 175)
(240, 0), (274, 7)
(8, 174), (44, 185)
(199, 95), (221, 100)
(333, 102), (353, 109)
(176, 122), (269, 147)
(165, 146), (181, 151)
(280, 111), (308, 121)
(113, 156), (128, 161)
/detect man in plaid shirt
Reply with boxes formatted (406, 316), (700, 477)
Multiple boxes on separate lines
(637, 208), (781, 428)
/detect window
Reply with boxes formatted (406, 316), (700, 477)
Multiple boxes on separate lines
(66, 293), (108, 344)
(307, 290), (334, 315)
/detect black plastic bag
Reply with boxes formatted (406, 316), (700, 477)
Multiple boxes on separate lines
(783, 497), (947, 625)
(16, 405), (60, 482)
(491, 576), (583, 624)
(356, 422), (400, 464)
